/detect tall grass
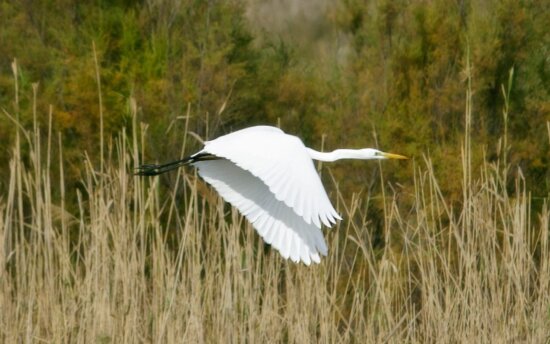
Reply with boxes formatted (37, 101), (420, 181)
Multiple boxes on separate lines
(1, 71), (549, 343)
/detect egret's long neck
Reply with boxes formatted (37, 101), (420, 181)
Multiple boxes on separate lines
(307, 148), (364, 162)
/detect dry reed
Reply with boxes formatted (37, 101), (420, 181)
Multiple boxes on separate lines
(1, 64), (549, 343)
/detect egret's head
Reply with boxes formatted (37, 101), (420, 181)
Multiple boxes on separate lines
(359, 148), (408, 160)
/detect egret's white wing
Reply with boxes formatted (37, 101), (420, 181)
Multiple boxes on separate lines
(200, 126), (341, 228)
(194, 159), (327, 265)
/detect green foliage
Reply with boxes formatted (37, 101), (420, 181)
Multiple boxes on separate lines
(1, 0), (273, 180)
(326, 0), (549, 199)
(0, 0), (548, 201)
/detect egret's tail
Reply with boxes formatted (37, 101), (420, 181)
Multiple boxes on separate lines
(135, 152), (218, 176)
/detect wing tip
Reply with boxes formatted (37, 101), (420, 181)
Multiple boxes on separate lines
(275, 237), (325, 266)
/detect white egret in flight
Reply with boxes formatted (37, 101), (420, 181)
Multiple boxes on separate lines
(136, 126), (407, 265)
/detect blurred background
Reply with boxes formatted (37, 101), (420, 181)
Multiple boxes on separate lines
(1, 0), (547, 201)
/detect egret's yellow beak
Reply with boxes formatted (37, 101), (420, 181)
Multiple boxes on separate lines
(381, 152), (408, 160)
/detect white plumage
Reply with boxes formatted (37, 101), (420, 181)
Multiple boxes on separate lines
(194, 126), (338, 264)
(136, 125), (407, 265)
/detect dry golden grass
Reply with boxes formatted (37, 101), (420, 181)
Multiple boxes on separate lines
(1, 68), (549, 343)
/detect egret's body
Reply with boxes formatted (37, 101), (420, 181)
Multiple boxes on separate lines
(136, 126), (406, 265)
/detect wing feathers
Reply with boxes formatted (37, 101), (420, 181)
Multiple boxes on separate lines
(195, 159), (328, 265)
(201, 126), (341, 229)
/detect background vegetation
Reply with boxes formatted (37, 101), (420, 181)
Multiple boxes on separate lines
(1, 0), (549, 342)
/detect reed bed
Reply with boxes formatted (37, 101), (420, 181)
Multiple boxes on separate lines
(1, 87), (549, 343)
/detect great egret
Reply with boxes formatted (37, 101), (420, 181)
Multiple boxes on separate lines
(136, 126), (407, 265)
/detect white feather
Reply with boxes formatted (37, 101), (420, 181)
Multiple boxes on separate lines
(201, 126), (340, 228)
(195, 159), (328, 265)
